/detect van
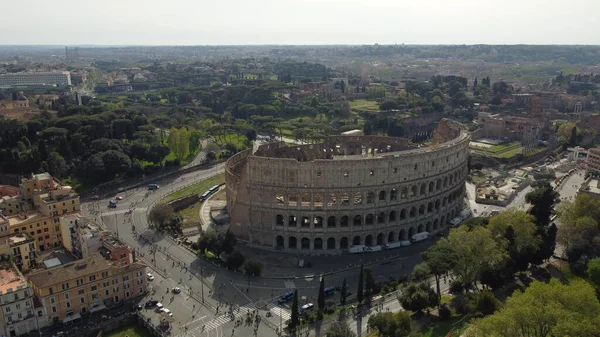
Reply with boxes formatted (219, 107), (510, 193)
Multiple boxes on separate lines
(278, 291), (294, 304)
(108, 200), (117, 208)
(411, 232), (430, 243)
(148, 184), (159, 190)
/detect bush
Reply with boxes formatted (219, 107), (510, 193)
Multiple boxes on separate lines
(450, 294), (472, 315)
(473, 290), (500, 316)
(438, 304), (452, 320)
(244, 260), (263, 276)
(449, 280), (465, 294)
(224, 250), (245, 270)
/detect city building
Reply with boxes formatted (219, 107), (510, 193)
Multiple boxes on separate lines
(0, 233), (38, 272)
(0, 72), (72, 87)
(99, 235), (131, 265)
(587, 147), (600, 175)
(477, 112), (550, 143)
(27, 253), (147, 325)
(65, 215), (108, 259)
(225, 119), (469, 251)
(0, 261), (42, 337)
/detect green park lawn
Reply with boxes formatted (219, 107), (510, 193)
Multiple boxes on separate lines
(349, 99), (380, 112)
(104, 324), (150, 337)
(158, 174), (225, 227)
(419, 315), (470, 337)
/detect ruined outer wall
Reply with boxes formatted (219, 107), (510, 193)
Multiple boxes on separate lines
(226, 119), (471, 252)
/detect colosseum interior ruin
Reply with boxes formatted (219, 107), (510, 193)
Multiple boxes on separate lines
(225, 119), (470, 253)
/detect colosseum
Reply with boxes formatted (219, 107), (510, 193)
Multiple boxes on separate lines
(225, 119), (470, 252)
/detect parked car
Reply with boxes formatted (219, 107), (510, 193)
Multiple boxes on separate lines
(115, 196), (123, 200)
(147, 273), (155, 281)
(172, 287), (181, 294)
(145, 300), (159, 308)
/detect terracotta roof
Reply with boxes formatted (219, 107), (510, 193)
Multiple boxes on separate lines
(27, 253), (111, 289)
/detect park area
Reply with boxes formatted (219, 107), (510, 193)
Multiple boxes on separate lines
(470, 141), (523, 159)
(104, 324), (150, 337)
(159, 174), (225, 227)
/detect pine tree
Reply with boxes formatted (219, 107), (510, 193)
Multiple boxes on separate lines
(340, 278), (347, 306)
(318, 277), (325, 312)
(290, 289), (299, 331)
(357, 264), (364, 304)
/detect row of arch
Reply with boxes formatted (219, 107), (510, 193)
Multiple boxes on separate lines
(274, 219), (444, 250)
(275, 188), (463, 228)
(275, 169), (466, 208)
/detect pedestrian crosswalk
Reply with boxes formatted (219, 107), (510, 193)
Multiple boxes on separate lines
(179, 303), (260, 336)
(101, 207), (147, 216)
(267, 303), (291, 321)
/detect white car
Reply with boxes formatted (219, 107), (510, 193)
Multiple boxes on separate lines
(146, 273), (155, 281)
(162, 308), (173, 317)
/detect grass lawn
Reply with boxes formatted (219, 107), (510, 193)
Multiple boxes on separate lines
(420, 315), (470, 337)
(159, 174), (225, 226)
(216, 133), (248, 149)
(104, 324), (150, 337)
(349, 99), (380, 112)
(470, 142), (523, 159)
(493, 146), (523, 158)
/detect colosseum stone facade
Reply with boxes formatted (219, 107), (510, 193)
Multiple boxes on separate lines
(225, 119), (470, 252)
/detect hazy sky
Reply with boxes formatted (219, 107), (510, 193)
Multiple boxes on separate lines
(4, 0), (599, 45)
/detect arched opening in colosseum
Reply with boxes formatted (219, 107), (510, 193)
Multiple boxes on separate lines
(441, 216), (446, 226)
(301, 193), (310, 207)
(276, 193), (285, 205)
(376, 233), (384, 245)
(426, 222), (432, 232)
(327, 238), (336, 250)
(328, 193), (337, 207)
(365, 235), (373, 246)
(314, 216), (323, 228)
(443, 177), (448, 188)
(327, 216), (336, 228)
(433, 219), (439, 229)
(352, 236), (361, 246)
(418, 224), (425, 233)
(388, 231), (395, 243)
(390, 189), (397, 201)
(379, 190), (386, 201)
(366, 214), (374, 225)
(289, 237), (297, 249)
(301, 217), (310, 228)
(419, 204), (425, 215)
(301, 238), (310, 249)
(420, 183), (426, 196)
(429, 181), (434, 193)
(276, 215), (284, 226)
(276, 236), (284, 248)
(436, 179), (442, 190)
(410, 186), (417, 197)
(399, 229), (407, 241)
(341, 216), (349, 227)
(408, 227), (415, 238)
(389, 211), (396, 223)
(442, 197), (447, 207)
(435, 199), (440, 210)
(288, 195), (298, 207)
(353, 192), (363, 205)
(449, 174), (454, 185)
(451, 209), (455, 218)
(409, 207), (416, 218)
(377, 212), (385, 224)
(353, 215), (362, 226)
(288, 215), (297, 227)
(314, 193), (324, 209)
(402, 187), (409, 199)
(314, 238), (323, 250)
(367, 192), (375, 204)
(340, 237), (349, 249)
(427, 202), (433, 213)
(341, 193), (350, 206)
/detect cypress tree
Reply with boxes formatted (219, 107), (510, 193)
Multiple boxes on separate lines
(340, 278), (347, 306)
(290, 289), (299, 331)
(357, 264), (364, 304)
(318, 277), (325, 312)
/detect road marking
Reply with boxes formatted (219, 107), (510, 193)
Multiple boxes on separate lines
(283, 280), (296, 289)
(101, 207), (147, 216)
(267, 303), (291, 321)
(177, 303), (259, 336)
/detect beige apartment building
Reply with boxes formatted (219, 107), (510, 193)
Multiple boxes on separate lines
(0, 233), (38, 272)
(27, 253), (147, 325)
(0, 262), (43, 337)
(587, 147), (600, 174)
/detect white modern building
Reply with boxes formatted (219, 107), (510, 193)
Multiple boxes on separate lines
(0, 262), (44, 337)
(0, 72), (72, 87)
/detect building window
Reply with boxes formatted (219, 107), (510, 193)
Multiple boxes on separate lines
(91, 286), (97, 291)
(14, 293), (19, 300)
(49, 288), (53, 295)
(7, 316), (12, 323)
(38, 311), (43, 317)
(66, 302), (70, 308)
(50, 297), (55, 304)
(105, 290), (109, 296)
(89, 275), (96, 282)
(17, 313), (22, 319)
(101, 272), (108, 278)
(16, 304), (20, 310)
(5, 307), (10, 313)
(64, 293), (69, 299)
(62, 283), (69, 290)
(78, 289), (84, 295)
(81, 297), (85, 304)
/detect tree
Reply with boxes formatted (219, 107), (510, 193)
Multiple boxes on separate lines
(487, 208), (540, 256)
(47, 152), (69, 178)
(473, 290), (500, 316)
(357, 264), (364, 304)
(148, 204), (174, 228)
(398, 282), (438, 312)
(556, 194), (600, 262)
(570, 125), (577, 146)
(290, 289), (299, 332)
(340, 278), (347, 306)
(410, 263), (431, 283)
(197, 229), (237, 255)
(587, 257), (600, 287)
(225, 250), (245, 270)
(422, 240), (457, 301)
(364, 267), (375, 296)
(168, 126), (190, 161)
(243, 260), (263, 276)
(526, 182), (559, 227)
(189, 131), (203, 154)
(467, 280), (600, 337)
(367, 311), (411, 337)
(379, 101), (398, 111)
(448, 226), (507, 288)
(326, 321), (356, 337)
(317, 277), (325, 319)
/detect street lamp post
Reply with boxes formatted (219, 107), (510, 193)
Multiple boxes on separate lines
(201, 268), (204, 303)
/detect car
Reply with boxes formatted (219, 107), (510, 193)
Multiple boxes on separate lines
(145, 300), (158, 308)
(91, 195), (99, 200)
(146, 273), (155, 281)
(162, 308), (173, 317)
(300, 303), (314, 313)
(134, 304), (143, 311)
(115, 196), (123, 200)
(155, 303), (164, 312)
(172, 287), (181, 294)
